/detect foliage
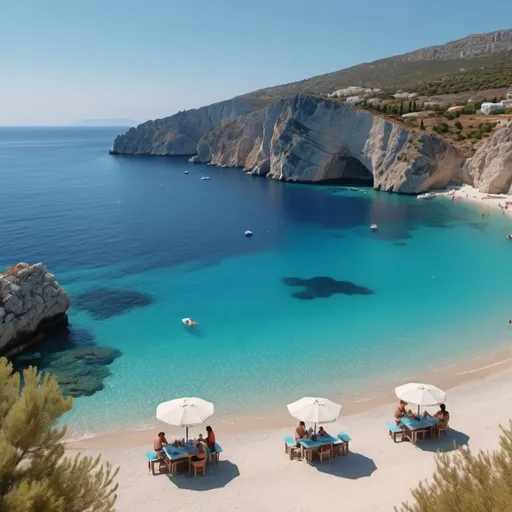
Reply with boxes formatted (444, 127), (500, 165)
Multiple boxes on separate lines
(420, 119), (425, 130)
(433, 123), (449, 134)
(0, 358), (119, 512)
(454, 121), (463, 130)
(398, 421), (512, 512)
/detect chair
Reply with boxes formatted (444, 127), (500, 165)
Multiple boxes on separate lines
(284, 436), (301, 459)
(317, 444), (333, 464)
(206, 443), (223, 465)
(386, 422), (404, 443)
(190, 456), (207, 477)
(437, 424), (449, 439)
(145, 451), (166, 475)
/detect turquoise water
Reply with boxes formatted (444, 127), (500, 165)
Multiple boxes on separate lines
(1, 127), (511, 436)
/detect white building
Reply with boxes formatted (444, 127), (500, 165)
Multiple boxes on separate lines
(506, 87), (512, 100)
(345, 95), (364, 104)
(478, 102), (505, 115)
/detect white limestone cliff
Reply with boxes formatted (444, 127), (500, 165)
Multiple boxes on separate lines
(193, 95), (465, 194)
(0, 262), (69, 353)
(111, 98), (254, 155)
(465, 121), (512, 193)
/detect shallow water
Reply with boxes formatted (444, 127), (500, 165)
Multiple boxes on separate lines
(1, 127), (511, 436)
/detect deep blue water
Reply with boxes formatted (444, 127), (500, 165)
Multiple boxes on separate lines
(1, 127), (511, 436)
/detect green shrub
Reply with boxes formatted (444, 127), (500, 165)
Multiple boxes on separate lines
(0, 358), (119, 512)
(433, 123), (449, 134)
(454, 121), (463, 130)
(397, 421), (512, 512)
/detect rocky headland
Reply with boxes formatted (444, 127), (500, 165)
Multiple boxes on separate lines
(0, 262), (69, 355)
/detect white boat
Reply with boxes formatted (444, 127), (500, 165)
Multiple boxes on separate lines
(159, 184), (164, 188)
(184, 171), (189, 174)
(201, 176), (211, 181)
(417, 193), (436, 200)
(370, 224), (378, 231)
(507, 234), (512, 240)
(181, 318), (198, 327)
(245, 230), (253, 237)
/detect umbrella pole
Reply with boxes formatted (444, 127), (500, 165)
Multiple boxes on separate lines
(314, 422), (316, 434)
(186, 426), (189, 442)
(417, 404), (420, 416)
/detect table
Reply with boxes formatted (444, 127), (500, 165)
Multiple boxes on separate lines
(400, 416), (439, 444)
(298, 435), (340, 462)
(163, 444), (199, 475)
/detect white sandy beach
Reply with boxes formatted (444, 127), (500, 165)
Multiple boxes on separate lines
(433, 183), (512, 220)
(68, 353), (512, 512)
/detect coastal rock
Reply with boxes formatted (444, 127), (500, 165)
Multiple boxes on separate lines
(465, 121), (512, 194)
(0, 263), (70, 353)
(111, 98), (254, 156)
(194, 95), (465, 193)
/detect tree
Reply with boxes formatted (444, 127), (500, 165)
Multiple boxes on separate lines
(454, 120), (463, 130)
(397, 421), (512, 512)
(0, 358), (119, 512)
(492, 96), (498, 103)
(408, 101), (412, 113)
(400, 101), (404, 116)
(412, 100), (417, 112)
(420, 119), (425, 130)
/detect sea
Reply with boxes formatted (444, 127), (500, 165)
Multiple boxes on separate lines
(1, 126), (511, 437)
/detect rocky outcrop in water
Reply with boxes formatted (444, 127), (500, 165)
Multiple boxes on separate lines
(111, 98), (254, 155)
(0, 263), (69, 354)
(193, 95), (465, 193)
(465, 121), (512, 193)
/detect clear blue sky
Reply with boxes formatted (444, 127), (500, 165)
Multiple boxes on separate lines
(1, 0), (511, 125)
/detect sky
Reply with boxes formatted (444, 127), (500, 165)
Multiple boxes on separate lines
(1, 0), (511, 125)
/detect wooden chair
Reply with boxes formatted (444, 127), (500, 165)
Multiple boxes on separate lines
(146, 451), (167, 475)
(437, 424), (449, 439)
(190, 456), (207, 477)
(317, 444), (333, 464)
(386, 422), (404, 443)
(337, 432), (352, 455)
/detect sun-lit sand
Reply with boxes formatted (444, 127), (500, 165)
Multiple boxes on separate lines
(67, 351), (512, 512)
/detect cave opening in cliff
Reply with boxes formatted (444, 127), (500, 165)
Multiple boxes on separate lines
(323, 156), (374, 187)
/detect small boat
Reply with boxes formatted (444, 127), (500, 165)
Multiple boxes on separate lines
(245, 230), (253, 237)
(201, 176), (211, 181)
(370, 224), (378, 231)
(417, 193), (435, 200)
(507, 234), (512, 240)
(182, 318), (198, 327)
(160, 184), (164, 188)
(184, 171), (189, 174)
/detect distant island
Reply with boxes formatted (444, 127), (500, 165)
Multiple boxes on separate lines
(76, 118), (139, 127)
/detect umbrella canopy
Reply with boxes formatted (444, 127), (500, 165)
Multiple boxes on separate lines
(395, 383), (446, 414)
(287, 397), (342, 431)
(156, 397), (214, 440)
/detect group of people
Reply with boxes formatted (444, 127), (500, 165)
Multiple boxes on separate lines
(153, 425), (216, 461)
(394, 400), (450, 434)
(294, 421), (329, 446)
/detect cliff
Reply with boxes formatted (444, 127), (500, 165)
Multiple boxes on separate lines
(465, 121), (512, 194)
(193, 95), (465, 194)
(0, 263), (69, 354)
(111, 98), (254, 155)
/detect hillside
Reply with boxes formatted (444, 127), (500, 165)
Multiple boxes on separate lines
(239, 29), (512, 107)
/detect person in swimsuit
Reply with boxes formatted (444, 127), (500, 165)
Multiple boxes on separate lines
(394, 400), (410, 425)
(434, 404), (450, 432)
(318, 426), (328, 437)
(206, 426), (216, 452)
(295, 421), (308, 447)
(153, 432), (168, 458)
(191, 442), (207, 462)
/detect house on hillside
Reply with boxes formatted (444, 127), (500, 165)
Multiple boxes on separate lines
(506, 87), (512, 100)
(447, 106), (465, 112)
(478, 102), (505, 115)
(501, 99), (512, 109)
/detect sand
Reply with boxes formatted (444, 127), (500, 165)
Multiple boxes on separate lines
(68, 350), (512, 512)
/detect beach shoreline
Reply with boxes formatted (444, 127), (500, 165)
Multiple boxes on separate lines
(68, 346), (512, 512)
(67, 339), (512, 450)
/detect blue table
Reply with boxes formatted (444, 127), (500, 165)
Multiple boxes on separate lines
(163, 444), (199, 475)
(298, 435), (340, 462)
(400, 416), (439, 444)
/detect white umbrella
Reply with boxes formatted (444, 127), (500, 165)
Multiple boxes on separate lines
(156, 397), (214, 441)
(287, 397), (342, 432)
(395, 383), (446, 415)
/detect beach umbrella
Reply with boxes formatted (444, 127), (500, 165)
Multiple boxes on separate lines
(395, 383), (446, 415)
(287, 397), (342, 432)
(156, 397), (214, 441)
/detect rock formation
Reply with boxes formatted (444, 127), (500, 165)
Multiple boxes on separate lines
(111, 98), (254, 155)
(193, 95), (465, 193)
(465, 121), (512, 193)
(0, 262), (69, 354)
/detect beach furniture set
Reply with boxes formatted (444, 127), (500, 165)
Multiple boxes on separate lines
(146, 441), (223, 476)
(284, 432), (352, 463)
(386, 416), (440, 444)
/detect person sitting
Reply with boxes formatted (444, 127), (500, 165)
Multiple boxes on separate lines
(318, 426), (328, 437)
(191, 442), (207, 462)
(394, 400), (411, 424)
(434, 404), (450, 428)
(206, 425), (216, 452)
(295, 421), (308, 445)
(153, 431), (168, 459)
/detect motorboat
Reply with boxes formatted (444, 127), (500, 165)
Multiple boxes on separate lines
(159, 184), (164, 188)
(184, 171), (189, 174)
(245, 230), (253, 237)
(370, 224), (378, 231)
(182, 318), (198, 327)
(201, 176), (211, 180)
(507, 234), (512, 240)
(417, 192), (436, 200)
